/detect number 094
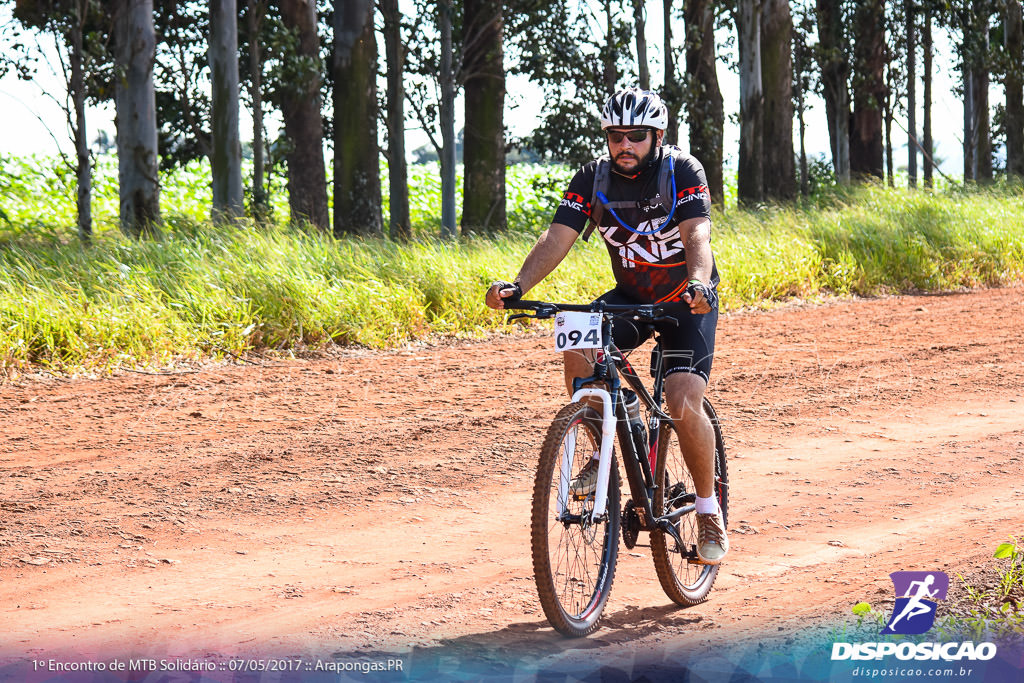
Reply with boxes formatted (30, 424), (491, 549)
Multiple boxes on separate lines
(557, 328), (599, 349)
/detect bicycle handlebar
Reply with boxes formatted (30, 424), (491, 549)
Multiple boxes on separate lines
(504, 299), (680, 326)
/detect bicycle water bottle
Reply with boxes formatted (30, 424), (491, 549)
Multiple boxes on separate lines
(622, 390), (648, 455)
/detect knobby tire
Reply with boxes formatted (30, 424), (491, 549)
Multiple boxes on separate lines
(531, 402), (621, 637)
(650, 398), (729, 606)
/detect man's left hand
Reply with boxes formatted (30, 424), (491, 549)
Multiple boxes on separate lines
(682, 280), (717, 314)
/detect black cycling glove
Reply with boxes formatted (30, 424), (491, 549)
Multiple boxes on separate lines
(684, 280), (718, 310)
(491, 280), (523, 303)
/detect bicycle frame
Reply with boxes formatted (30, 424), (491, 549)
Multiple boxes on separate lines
(562, 312), (690, 551)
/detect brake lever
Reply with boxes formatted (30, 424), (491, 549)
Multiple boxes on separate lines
(506, 313), (533, 323)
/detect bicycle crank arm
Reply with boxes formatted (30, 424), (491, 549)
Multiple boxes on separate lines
(656, 516), (687, 549)
(660, 503), (696, 523)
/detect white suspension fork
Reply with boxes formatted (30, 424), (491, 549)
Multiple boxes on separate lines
(570, 387), (616, 522)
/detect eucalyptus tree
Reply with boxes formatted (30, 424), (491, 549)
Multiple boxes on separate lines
(633, 0), (650, 89)
(849, 0), (885, 180)
(210, 0), (243, 220)
(957, 0), (994, 181)
(1006, 0), (1024, 178)
(882, 0), (906, 187)
(405, 0), (459, 237)
(922, 0), (934, 186)
(792, 3), (818, 195)
(761, 0), (795, 199)
(682, 0), (724, 204)
(241, 0), (269, 218)
(332, 0), (382, 236)
(12, 0), (111, 243)
(276, 0), (328, 229)
(906, 0), (917, 187)
(816, 0), (850, 182)
(661, 0), (683, 145)
(114, 0), (161, 236)
(462, 0), (506, 233)
(735, 0), (764, 204)
(380, 0), (410, 239)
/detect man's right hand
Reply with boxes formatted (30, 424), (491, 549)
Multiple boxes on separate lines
(485, 280), (522, 309)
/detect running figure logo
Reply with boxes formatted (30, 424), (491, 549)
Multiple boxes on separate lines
(881, 571), (949, 635)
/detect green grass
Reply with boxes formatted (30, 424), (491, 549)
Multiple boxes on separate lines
(839, 538), (1024, 645)
(1, 155), (1022, 374)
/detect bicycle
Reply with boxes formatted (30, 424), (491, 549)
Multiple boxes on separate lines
(506, 299), (729, 637)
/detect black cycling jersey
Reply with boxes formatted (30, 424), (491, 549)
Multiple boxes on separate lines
(552, 149), (718, 304)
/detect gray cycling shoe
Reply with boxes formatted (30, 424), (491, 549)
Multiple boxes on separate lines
(694, 511), (729, 564)
(569, 458), (599, 498)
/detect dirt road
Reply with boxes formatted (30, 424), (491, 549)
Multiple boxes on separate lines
(2, 288), (1023, 678)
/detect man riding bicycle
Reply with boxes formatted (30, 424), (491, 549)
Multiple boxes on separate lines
(485, 87), (728, 565)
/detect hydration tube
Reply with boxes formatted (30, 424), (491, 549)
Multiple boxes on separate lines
(595, 154), (678, 236)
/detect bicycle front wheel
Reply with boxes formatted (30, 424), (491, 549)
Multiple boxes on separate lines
(531, 402), (620, 637)
(650, 398), (729, 606)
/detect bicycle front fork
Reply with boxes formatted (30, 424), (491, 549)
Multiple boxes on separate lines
(559, 387), (616, 523)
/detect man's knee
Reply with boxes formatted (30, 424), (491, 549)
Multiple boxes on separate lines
(563, 350), (596, 395)
(665, 371), (707, 417)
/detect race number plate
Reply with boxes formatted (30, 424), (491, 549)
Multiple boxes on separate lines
(554, 312), (601, 351)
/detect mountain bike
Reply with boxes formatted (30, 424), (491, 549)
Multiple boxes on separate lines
(506, 299), (729, 637)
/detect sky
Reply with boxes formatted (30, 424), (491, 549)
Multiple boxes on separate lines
(0, 4), (973, 175)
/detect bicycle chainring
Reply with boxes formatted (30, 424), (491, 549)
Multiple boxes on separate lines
(622, 499), (641, 549)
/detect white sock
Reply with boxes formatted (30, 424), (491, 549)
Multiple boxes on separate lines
(695, 495), (719, 515)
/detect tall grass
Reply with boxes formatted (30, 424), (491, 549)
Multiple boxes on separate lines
(1, 155), (1022, 373)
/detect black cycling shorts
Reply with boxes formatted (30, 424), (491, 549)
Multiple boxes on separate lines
(594, 288), (717, 384)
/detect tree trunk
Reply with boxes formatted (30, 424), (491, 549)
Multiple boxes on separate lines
(71, 0), (92, 244)
(974, 0), (992, 181)
(247, 0), (268, 218)
(816, 0), (850, 183)
(210, 0), (244, 221)
(278, 0), (328, 230)
(1007, 0), (1024, 179)
(684, 0), (724, 205)
(906, 0), (917, 187)
(662, 0), (681, 145)
(794, 16), (809, 196)
(633, 0), (650, 89)
(850, 0), (885, 180)
(381, 0), (410, 240)
(333, 0), (382, 236)
(736, 0), (764, 205)
(114, 0), (160, 237)
(603, 0), (618, 94)
(963, 0), (992, 181)
(923, 8), (933, 187)
(760, 0), (795, 200)
(439, 0), (457, 238)
(462, 0), (506, 233)
(884, 69), (894, 187)
(964, 53), (975, 181)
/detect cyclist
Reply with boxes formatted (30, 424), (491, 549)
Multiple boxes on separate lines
(485, 87), (727, 565)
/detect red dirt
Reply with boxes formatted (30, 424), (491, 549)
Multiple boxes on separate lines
(2, 287), (1023, 674)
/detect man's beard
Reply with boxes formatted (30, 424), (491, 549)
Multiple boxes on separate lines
(611, 144), (658, 176)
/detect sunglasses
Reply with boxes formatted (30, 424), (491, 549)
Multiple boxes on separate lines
(606, 129), (651, 144)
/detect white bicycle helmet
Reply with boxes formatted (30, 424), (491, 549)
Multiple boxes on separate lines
(600, 88), (669, 130)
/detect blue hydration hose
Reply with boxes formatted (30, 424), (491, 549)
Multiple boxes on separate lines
(595, 156), (678, 236)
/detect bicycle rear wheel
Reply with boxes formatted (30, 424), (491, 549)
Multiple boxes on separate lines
(650, 398), (729, 606)
(531, 402), (620, 637)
